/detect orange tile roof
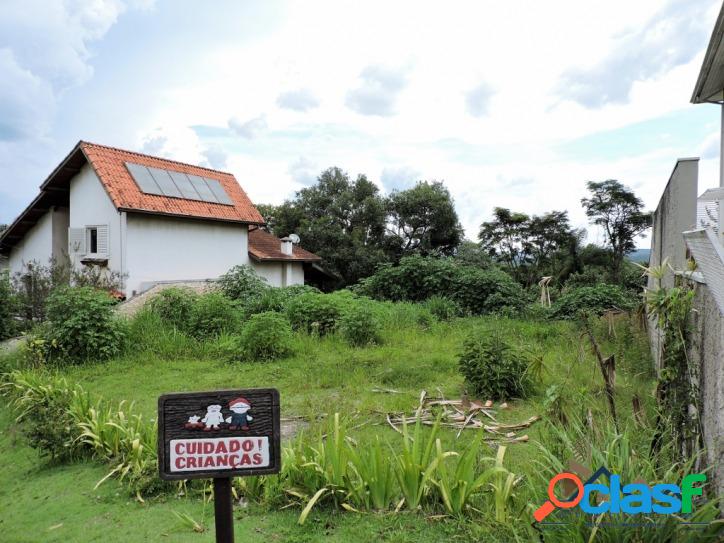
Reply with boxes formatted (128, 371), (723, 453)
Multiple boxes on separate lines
(79, 141), (264, 224)
(248, 228), (321, 262)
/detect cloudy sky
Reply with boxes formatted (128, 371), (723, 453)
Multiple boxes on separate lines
(1, 0), (722, 247)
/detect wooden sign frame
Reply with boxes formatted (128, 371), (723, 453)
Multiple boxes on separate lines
(157, 388), (281, 481)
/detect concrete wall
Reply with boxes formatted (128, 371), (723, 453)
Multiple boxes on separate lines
(7, 211), (54, 275)
(648, 158), (699, 288)
(69, 164), (123, 273)
(648, 159), (699, 369)
(687, 277), (724, 499)
(125, 214), (249, 295)
(251, 260), (305, 287)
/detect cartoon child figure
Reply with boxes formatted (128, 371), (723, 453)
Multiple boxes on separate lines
(184, 415), (203, 430)
(226, 397), (253, 430)
(201, 404), (224, 431)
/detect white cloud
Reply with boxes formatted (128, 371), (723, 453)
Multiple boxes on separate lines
(558, 0), (714, 108)
(465, 82), (494, 117)
(346, 65), (408, 116)
(288, 157), (317, 186)
(0, 0), (152, 141)
(277, 89), (320, 111)
(381, 166), (420, 192)
(228, 115), (268, 139)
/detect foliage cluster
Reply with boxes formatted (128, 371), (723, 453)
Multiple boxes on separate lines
(41, 286), (126, 363)
(237, 311), (295, 361)
(260, 169), (463, 287)
(1, 370), (162, 495)
(457, 333), (534, 400)
(550, 284), (638, 319)
(0, 270), (16, 340)
(355, 255), (526, 315)
(147, 287), (238, 339)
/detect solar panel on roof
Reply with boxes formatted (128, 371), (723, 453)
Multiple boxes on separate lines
(168, 171), (201, 200)
(187, 174), (219, 203)
(205, 178), (234, 205)
(148, 167), (183, 198)
(125, 161), (234, 206)
(126, 163), (162, 195)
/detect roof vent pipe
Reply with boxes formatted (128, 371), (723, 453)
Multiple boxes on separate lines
(280, 237), (293, 255)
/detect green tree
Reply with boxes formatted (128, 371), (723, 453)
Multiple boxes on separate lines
(581, 180), (651, 280)
(478, 208), (530, 273)
(269, 167), (389, 286)
(454, 240), (493, 268)
(386, 181), (463, 257)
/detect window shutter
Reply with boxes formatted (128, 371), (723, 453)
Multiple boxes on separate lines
(68, 228), (86, 254)
(96, 225), (109, 256)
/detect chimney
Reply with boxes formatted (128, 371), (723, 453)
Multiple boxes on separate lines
(280, 237), (293, 255)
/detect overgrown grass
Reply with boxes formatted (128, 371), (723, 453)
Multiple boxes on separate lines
(2, 310), (718, 542)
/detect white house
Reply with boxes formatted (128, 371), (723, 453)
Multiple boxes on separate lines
(0, 141), (321, 296)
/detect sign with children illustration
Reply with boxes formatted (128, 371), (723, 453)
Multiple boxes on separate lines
(158, 388), (281, 480)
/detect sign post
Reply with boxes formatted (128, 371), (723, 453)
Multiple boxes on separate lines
(158, 388), (281, 543)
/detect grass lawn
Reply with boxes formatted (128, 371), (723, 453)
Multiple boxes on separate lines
(0, 314), (660, 542)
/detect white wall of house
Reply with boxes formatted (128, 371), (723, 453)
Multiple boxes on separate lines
(124, 214), (249, 295)
(252, 260), (305, 287)
(69, 164), (123, 273)
(7, 211), (54, 276)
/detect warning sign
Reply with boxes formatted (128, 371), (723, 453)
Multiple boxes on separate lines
(170, 436), (270, 472)
(158, 388), (280, 480)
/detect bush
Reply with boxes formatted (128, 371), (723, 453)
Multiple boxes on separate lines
(0, 270), (16, 340)
(286, 291), (347, 335)
(339, 302), (382, 346)
(551, 284), (637, 319)
(241, 284), (320, 317)
(44, 287), (126, 362)
(355, 256), (526, 315)
(238, 312), (295, 361)
(218, 265), (269, 302)
(146, 287), (198, 331)
(422, 295), (461, 321)
(188, 292), (239, 339)
(458, 333), (533, 400)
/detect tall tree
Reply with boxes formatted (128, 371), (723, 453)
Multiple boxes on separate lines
(267, 167), (389, 286)
(581, 180), (651, 280)
(478, 207), (530, 272)
(386, 181), (463, 257)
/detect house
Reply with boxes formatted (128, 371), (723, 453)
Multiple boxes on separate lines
(0, 141), (321, 296)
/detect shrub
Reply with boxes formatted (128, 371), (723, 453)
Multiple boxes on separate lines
(188, 291), (239, 339)
(339, 302), (382, 346)
(238, 312), (295, 361)
(241, 284), (319, 317)
(355, 256), (526, 315)
(551, 284), (637, 319)
(44, 287), (126, 362)
(458, 333), (533, 400)
(10, 258), (124, 326)
(0, 270), (16, 340)
(286, 292), (346, 335)
(146, 287), (198, 331)
(423, 295), (461, 321)
(218, 265), (269, 302)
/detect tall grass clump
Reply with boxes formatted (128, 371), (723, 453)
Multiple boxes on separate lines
(339, 302), (382, 346)
(237, 312), (295, 361)
(458, 332), (533, 400)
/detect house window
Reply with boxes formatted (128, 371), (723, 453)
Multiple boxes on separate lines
(88, 227), (98, 254)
